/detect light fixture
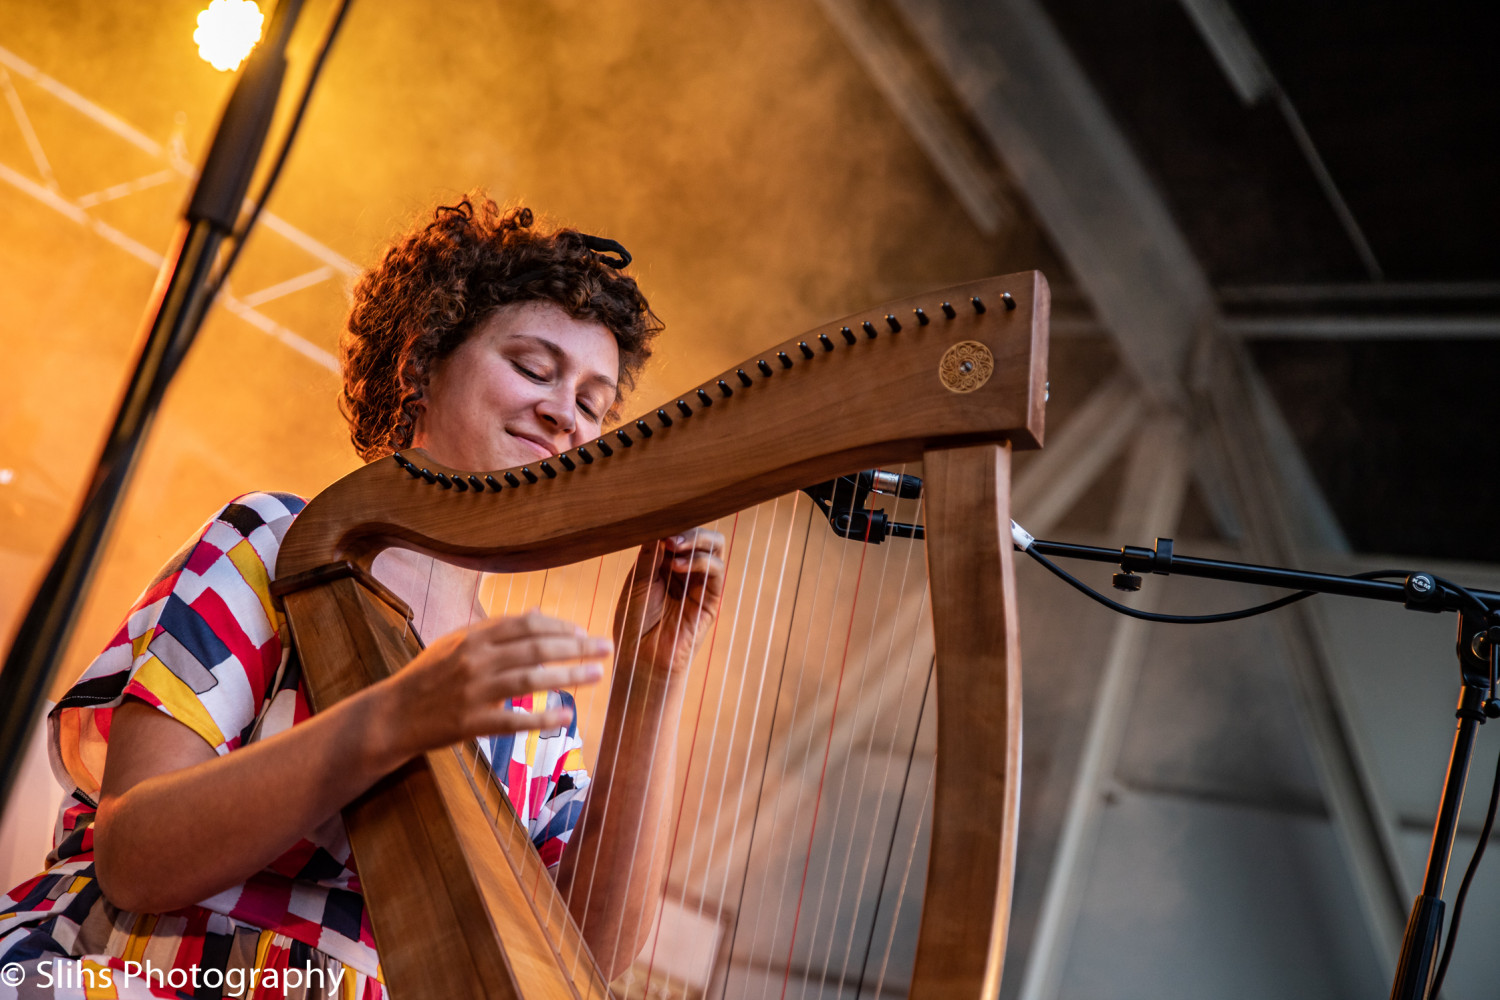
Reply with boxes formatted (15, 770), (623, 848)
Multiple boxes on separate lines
(194, 0), (265, 72)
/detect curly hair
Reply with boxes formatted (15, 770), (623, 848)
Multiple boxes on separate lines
(340, 196), (663, 462)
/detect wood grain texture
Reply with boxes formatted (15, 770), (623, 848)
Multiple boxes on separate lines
(276, 272), (1048, 581)
(914, 443), (1022, 999)
(274, 271), (1048, 999)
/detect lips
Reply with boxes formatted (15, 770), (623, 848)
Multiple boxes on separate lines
(507, 430), (558, 461)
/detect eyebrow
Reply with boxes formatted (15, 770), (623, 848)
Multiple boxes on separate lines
(517, 335), (618, 393)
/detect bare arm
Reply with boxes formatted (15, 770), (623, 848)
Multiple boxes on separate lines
(556, 529), (726, 977)
(94, 612), (609, 914)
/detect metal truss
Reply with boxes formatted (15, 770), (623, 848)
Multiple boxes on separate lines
(0, 43), (354, 373)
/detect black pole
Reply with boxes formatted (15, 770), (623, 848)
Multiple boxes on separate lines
(1022, 531), (1499, 998)
(1028, 536), (1500, 612)
(0, 0), (308, 821)
(1389, 612), (1494, 1000)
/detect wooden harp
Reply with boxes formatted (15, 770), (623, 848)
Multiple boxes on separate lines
(271, 272), (1048, 999)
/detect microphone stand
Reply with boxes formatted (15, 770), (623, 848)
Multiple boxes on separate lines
(1027, 535), (1498, 1000)
(0, 0), (311, 823)
(808, 468), (1500, 995)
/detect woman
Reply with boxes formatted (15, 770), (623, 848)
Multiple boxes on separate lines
(0, 198), (725, 997)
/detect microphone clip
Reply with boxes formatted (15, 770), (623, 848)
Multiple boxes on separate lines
(801, 470), (925, 544)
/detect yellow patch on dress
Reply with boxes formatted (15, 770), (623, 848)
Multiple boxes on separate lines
(133, 658), (226, 749)
(122, 913), (158, 964)
(227, 538), (277, 627)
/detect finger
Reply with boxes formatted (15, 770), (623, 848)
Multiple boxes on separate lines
(490, 634), (613, 671)
(477, 659), (605, 702)
(666, 528), (725, 557)
(668, 552), (725, 582)
(472, 609), (588, 644)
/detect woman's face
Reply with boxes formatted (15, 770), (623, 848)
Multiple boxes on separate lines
(412, 300), (621, 471)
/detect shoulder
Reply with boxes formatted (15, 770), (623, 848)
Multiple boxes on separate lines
(151, 492), (308, 588)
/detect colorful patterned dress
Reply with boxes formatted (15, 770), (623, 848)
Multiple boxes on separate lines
(0, 493), (590, 999)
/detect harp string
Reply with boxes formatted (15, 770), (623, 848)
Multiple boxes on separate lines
(716, 497), (820, 996)
(640, 511), (743, 994)
(604, 513), (733, 983)
(442, 480), (937, 999)
(674, 501), (768, 907)
(775, 495), (877, 1000)
(655, 497), (779, 1000)
(692, 496), (788, 908)
(748, 476), (862, 999)
(702, 495), (813, 998)
(798, 475), (926, 999)
(830, 584), (932, 1000)
(867, 667), (936, 1000)
(538, 552), (608, 936)
(572, 547), (644, 971)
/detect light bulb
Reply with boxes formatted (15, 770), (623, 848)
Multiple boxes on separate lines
(194, 0), (264, 72)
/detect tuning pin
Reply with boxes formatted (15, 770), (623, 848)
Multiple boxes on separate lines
(597, 437), (614, 457)
(777, 351), (793, 368)
(697, 388), (713, 407)
(677, 399), (693, 417)
(635, 419), (653, 438)
(435, 473), (453, 489)
(758, 359), (774, 377)
(840, 326), (856, 344)
(718, 379), (733, 398)
(1002, 291), (1016, 310)
(468, 475), (484, 490)
(559, 453), (577, 470)
(578, 447), (593, 465)
(540, 461), (557, 478)
(737, 369), (753, 387)
(819, 333), (835, 351)
(914, 308), (929, 326)
(799, 341), (814, 359)
(504, 472), (521, 487)
(862, 321), (877, 338)
(485, 475), (502, 492)
(657, 408), (673, 427)
(886, 314), (901, 332)
(941, 302), (956, 318)
(616, 429), (633, 447)
(521, 467), (539, 483)
(971, 296), (986, 314)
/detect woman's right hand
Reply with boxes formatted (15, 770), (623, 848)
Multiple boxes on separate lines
(377, 610), (610, 769)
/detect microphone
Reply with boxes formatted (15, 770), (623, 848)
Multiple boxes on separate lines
(801, 469), (926, 543)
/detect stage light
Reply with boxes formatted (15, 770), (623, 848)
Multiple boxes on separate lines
(194, 0), (264, 72)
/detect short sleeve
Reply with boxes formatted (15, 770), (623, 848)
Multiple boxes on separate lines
(49, 492), (307, 801)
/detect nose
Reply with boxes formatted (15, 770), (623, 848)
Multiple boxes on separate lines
(535, 389), (577, 440)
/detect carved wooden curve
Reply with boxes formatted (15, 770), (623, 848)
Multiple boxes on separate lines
(271, 271), (1049, 999)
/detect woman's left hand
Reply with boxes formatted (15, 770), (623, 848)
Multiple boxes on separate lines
(613, 527), (727, 676)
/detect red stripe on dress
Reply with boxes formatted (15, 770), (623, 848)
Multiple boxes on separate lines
(507, 760), (529, 815)
(536, 838), (564, 868)
(140, 567), (190, 607)
(227, 874), (294, 930)
(190, 585), (277, 693)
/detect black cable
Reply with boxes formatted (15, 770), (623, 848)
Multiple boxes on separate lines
(1430, 742), (1500, 996)
(1022, 547), (1402, 626)
(206, 0), (354, 300)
